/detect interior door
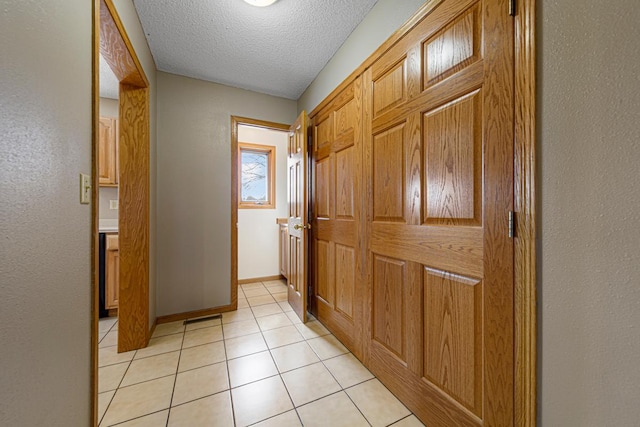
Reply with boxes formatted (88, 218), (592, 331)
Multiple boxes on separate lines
(309, 77), (364, 358)
(287, 111), (309, 323)
(363, 0), (514, 425)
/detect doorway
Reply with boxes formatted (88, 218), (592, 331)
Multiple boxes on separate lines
(92, 0), (151, 424)
(231, 117), (291, 312)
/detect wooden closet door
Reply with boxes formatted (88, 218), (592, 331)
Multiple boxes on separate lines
(310, 77), (364, 358)
(363, 0), (514, 425)
(287, 111), (310, 323)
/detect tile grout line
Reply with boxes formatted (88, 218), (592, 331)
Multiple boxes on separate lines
(221, 314), (238, 427)
(165, 323), (187, 426)
(100, 288), (418, 426)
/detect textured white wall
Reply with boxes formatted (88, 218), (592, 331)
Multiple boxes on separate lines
(237, 126), (289, 280)
(0, 0), (92, 424)
(539, 0), (640, 424)
(297, 0), (426, 113)
(111, 0), (158, 328)
(156, 72), (297, 316)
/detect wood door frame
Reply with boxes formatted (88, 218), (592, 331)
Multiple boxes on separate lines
(307, 0), (537, 424)
(231, 116), (291, 308)
(92, 0), (151, 424)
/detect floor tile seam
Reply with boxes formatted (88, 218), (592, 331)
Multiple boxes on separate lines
(345, 377), (413, 426)
(167, 388), (232, 410)
(98, 356), (136, 369)
(182, 339), (222, 351)
(262, 345), (297, 423)
(253, 309), (286, 319)
(271, 356), (322, 376)
(291, 388), (345, 411)
(344, 376), (413, 427)
(226, 346), (269, 361)
(388, 414), (415, 426)
(244, 407), (297, 427)
(97, 389), (116, 426)
(222, 321), (239, 427)
(149, 330), (184, 340)
(303, 324), (373, 426)
(177, 356), (228, 375)
(167, 330), (187, 420)
(263, 337), (306, 351)
(103, 408), (168, 427)
(340, 387), (375, 427)
(100, 356), (136, 426)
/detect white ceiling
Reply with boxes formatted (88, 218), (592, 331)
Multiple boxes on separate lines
(132, 0), (379, 100)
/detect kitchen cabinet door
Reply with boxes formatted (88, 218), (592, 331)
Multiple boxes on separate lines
(106, 234), (119, 309)
(99, 117), (118, 186)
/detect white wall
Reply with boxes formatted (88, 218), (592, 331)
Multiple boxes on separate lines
(156, 71), (297, 316)
(297, 0), (426, 113)
(0, 0), (92, 424)
(237, 126), (289, 280)
(539, 0), (640, 425)
(111, 0), (158, 327)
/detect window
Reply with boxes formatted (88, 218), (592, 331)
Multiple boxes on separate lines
(238, 142), (275, 209)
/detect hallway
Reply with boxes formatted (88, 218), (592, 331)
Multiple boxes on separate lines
(98, 280), (424, 426)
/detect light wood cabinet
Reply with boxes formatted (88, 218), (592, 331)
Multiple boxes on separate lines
(99, 116), (118, 187)
(105, 234), (119, 309)
(278, 220), (288, 280)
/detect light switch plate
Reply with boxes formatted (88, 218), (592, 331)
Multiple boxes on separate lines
(80, 173), (91, 204)
(109, 199), (118, 210)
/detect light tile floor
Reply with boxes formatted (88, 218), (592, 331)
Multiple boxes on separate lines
(98, 280), (425, 426)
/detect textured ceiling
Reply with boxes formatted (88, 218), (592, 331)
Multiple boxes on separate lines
(132, 0), (379, 100)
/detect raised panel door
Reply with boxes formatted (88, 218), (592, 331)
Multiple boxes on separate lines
(310, 76), (364, 358)
(99, 116), (118, 186)
(364, 0), (514, 425)
(287, 111), (309, 323)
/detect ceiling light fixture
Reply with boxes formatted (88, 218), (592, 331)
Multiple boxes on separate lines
(243, 0), (278, 7)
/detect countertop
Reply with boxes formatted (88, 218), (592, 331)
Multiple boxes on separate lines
(99, 219), (118, 233)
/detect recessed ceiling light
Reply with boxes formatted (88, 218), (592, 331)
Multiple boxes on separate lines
(243, 0), (278, 7)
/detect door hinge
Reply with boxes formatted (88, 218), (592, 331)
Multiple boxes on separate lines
(508, 211), (516, 238)
(508, 0), (516, 16)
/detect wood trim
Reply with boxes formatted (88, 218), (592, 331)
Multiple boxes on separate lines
(514, 0), (537, 425)
(231, 116), (292, 318)
(309, 0), (444, 117)
(156, 304), (236, 324)
(232, 116), (291, 132)
(100, 0), (149, 88)
(98, 0), (151, 354)
(238, 142), (277, 209)
(118, 84), (150, 352)
(238, 275), (285, 285)
(91, 1), (100, 425)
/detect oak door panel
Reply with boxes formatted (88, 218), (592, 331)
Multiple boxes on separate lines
(372, 254), (405, 359)
(98, 116), (118, 186)
(364, 0), (514, 425)
(334, 244), (355, 319)
(424, 267), (482, 416)
(310, 77), (363, 358)
(372, 123), (406, 222)
(315, 239), (333, 305)
(424, 90), (482, 225)
(424, 3), (482, 86)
